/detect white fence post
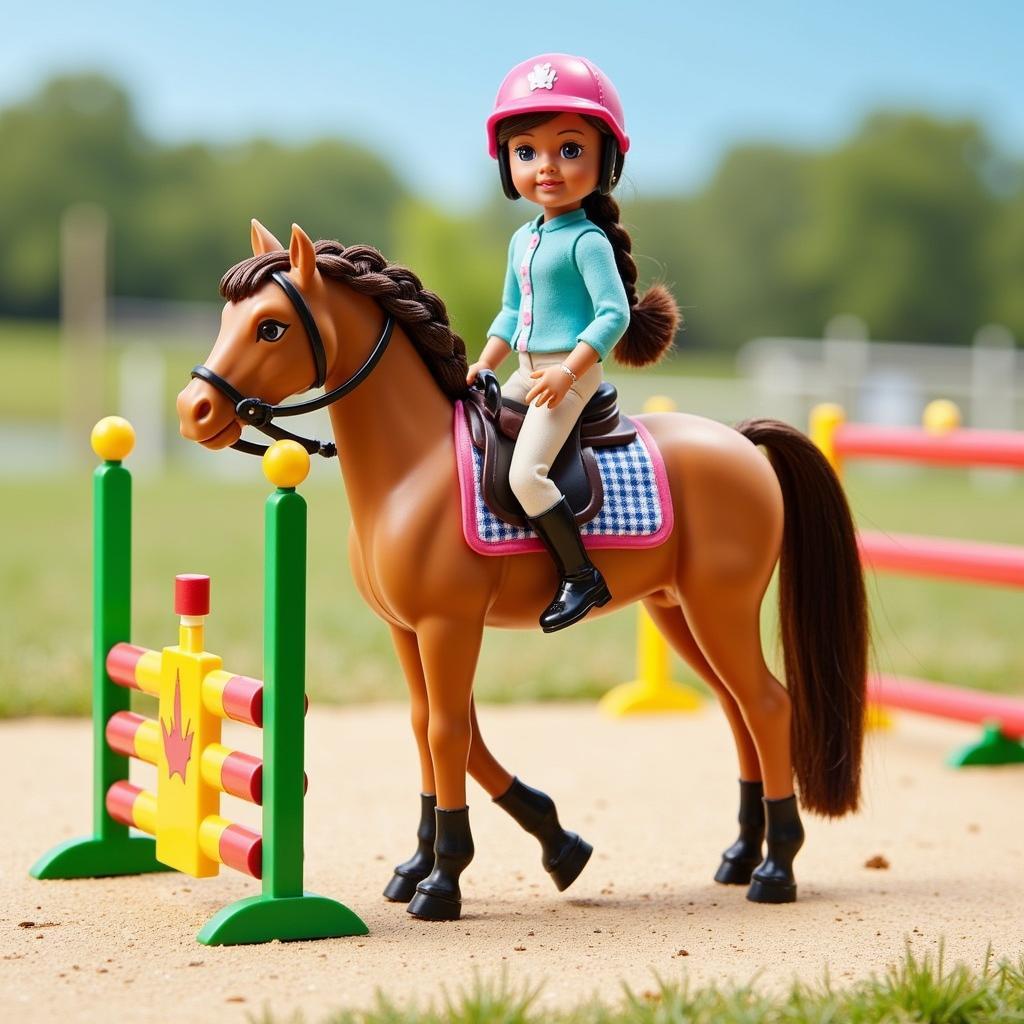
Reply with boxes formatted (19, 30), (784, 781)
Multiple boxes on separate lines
(118, 344), (167, 475)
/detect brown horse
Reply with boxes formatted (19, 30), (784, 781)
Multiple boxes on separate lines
(177, 221), (867, 921)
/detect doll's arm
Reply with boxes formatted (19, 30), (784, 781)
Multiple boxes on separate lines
(484, 233), (522, 348)
(573, 230), (630, 361)
(467, 336), (513, 384)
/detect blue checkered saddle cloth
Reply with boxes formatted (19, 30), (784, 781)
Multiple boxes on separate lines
(460, 418), (671, 554)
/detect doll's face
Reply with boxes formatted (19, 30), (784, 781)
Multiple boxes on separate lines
(507, 113), (604, 218)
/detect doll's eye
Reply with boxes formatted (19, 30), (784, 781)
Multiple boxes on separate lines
(560, 142), (583, 159)
(514, 145), (536, 162)
(257, 319), (289, 342)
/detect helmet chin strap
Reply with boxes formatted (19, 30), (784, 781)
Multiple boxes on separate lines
(190, 271), (394, 459)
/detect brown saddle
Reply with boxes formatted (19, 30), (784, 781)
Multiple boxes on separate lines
(464, 377), (637, 529)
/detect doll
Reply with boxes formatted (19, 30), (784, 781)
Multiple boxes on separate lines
(467, 53), (680, 632)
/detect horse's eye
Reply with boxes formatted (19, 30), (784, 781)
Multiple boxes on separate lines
(257, 319), (289, 342)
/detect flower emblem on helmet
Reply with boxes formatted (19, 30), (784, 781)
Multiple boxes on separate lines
(527, 62), (557, 91)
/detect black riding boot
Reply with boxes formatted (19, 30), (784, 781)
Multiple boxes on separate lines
(494, 776), (593, 891)
(407, 806), (474, 921)
(747, 795), (805, 904)
(528, 497), (611, 633)
(714, 780), (765, 885)
(383, 793), (437, 902)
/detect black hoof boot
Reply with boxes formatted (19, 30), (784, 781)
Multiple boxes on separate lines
(528, 498), (612, 633)
(383, 793), (437, 902)
(494, 776), (593, 892)
(747, 795), (805, 904)
(407, 806), (474, 921)
(714, 780), (765, 885)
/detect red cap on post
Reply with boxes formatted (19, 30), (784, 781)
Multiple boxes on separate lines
(175, 574), (210, 616)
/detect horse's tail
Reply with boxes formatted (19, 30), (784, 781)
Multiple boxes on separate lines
(736, 418), (867, 817)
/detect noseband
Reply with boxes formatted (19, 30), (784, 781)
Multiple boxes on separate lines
(190, 270), (394, 458)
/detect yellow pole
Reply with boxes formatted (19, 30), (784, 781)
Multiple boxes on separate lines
(598, 396), (703, 717)
(808, 403), (893, 731)
(809, 402), (846, 478)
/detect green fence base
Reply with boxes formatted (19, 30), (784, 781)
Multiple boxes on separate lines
(197, 892), (368, 946)
(947, 722), (1024, 767)
(30, 834), (174, 880)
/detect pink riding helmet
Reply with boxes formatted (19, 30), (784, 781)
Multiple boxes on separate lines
(486, 53), (630, 158)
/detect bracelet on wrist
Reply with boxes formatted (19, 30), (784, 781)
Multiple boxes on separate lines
(559, 364), (578, 384)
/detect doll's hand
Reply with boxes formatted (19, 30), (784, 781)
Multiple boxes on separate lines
(466, 361), (490, 386)
(525, 366), (574, 409)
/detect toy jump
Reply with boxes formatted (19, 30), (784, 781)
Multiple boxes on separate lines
(31, 417), (367, 945)
(811, 401), (1024, 767)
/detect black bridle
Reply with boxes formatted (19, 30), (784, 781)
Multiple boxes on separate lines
(191, 270), (394, 458)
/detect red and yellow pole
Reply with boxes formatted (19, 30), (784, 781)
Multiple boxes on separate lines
(154, 574), (224, 877)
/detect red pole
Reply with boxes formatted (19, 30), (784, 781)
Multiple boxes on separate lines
(859, 532), (1024, 588)
(869, 674), (1024, 739)
(835, 424), (1024, 469)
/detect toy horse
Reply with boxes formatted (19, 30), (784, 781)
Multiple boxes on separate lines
(177, 221), (867, 921)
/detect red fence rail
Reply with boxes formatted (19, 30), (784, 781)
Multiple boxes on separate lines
(810, 402), (1024, 766)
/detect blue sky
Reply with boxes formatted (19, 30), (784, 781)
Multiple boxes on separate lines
(3, 1), (1022, 208)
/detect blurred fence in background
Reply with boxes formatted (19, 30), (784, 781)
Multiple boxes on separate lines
(2, 302), (1020, 479)
(739, 317), (1022, 433)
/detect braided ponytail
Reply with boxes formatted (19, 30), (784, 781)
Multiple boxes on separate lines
(580, 192), (679, 367)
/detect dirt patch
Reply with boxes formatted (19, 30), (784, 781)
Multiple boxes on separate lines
(2, 703), (1022, 1022)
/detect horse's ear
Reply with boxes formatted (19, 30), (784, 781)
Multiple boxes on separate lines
(250, 219), (284, 256)
(288, 224), (317, 289)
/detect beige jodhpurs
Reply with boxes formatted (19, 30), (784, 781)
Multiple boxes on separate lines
(500, 351), (604, 517)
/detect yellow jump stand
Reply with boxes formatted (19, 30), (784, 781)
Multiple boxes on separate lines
(600, 605), (703, 716)
(599, 396), (703, 718)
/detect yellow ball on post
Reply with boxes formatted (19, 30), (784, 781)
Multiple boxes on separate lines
(263, 440), (311, 489)
(923, 399), (961, 435)
(91, 417), (136, 462)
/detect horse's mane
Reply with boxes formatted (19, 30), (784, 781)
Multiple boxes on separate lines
(219, 240), (470, 402)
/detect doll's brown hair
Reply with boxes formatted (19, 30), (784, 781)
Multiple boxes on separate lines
(497, 113), (680, 367)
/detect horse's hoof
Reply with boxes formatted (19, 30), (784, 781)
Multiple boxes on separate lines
(383, 870), (426, 903)
(746, 877), (797, 903)
(548, 834), (593, 892)
(407, 886), (462, 921)
(713, 856), (760, 886)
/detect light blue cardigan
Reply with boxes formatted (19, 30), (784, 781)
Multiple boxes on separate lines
(486, 208), (630, 361)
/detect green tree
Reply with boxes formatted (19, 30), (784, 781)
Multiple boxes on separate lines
(788, 113), (997, 344)
(0, 74), (150, 313)
(645, 145), (815, 349)
(392, 195), (523, 360)
(0, 74), (408, 314)
(984, 162), (1024, 335)
(2, 72), (1018, 353)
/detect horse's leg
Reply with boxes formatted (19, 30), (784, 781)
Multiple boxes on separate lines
(384, 625), (592, 901)
(382, 625), (438, 902)
(406, 617), (482, 921)
(680, 580), (804, 903)
(643, 597), (766, 885)
(472, 698), (594, 892)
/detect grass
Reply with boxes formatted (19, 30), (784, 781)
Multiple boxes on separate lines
(0, 469), (645, 717)
(1, 317), (1021, 715)
(846, 467), (1024, 696)
(244, 945), (1024, 1023)
(1, 463), (1021, 718)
